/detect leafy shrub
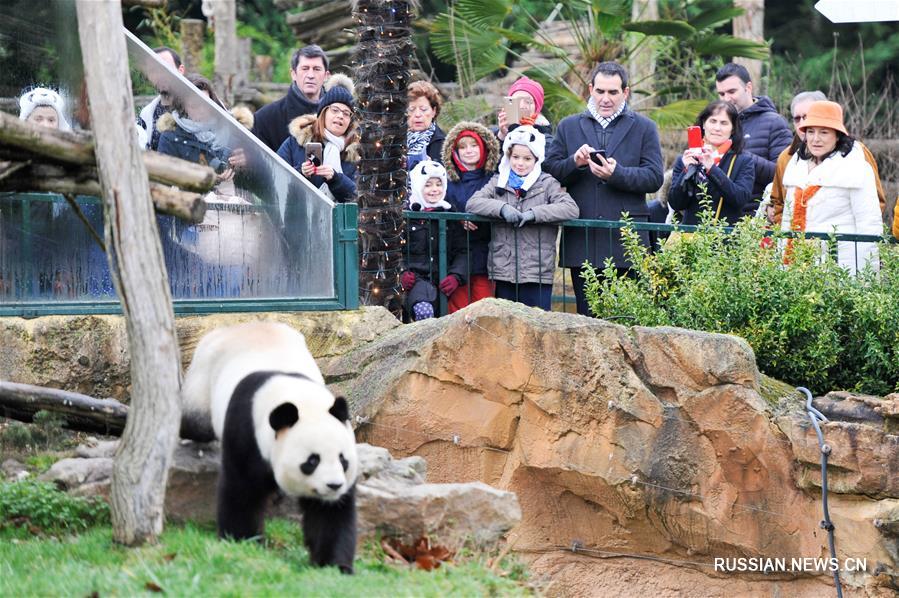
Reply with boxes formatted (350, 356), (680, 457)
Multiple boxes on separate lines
(0, 480), (109, 535)
(584, 215), (899, 395)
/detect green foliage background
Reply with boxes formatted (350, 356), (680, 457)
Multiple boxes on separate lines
(584, 217), (899, 396)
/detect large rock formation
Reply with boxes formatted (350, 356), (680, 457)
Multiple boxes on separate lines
(0, 308), (400, 401)
(327, 299), (898, 596)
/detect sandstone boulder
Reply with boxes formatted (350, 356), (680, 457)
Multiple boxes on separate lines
(327, 298), (898, 596)
(0, 308), (400, 402)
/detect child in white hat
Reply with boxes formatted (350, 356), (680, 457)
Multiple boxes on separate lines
(401, 160), (468, 321)
(19, 87), (71, 131)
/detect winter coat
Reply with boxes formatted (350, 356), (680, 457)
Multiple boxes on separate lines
(668, 151), (755, 225)
(442, 121), (502, 276)
(251, 83), (319, 153)
(276, 115), (359, 203)
(466, 172), (579, 284)
(544, 108), (663, 269)
(739, 96), (792, 205)
(770, 139), (887, 226)
(404, 206), (468, 305)
(781, 143), (882, 273)
(156, 113), (231, 172)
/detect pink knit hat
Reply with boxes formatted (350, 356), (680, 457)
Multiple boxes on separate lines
(508, 77), (544, 117)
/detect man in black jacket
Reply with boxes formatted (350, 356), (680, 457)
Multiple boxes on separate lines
(251, 45), (330, 152)
(715, 63), (792, 215)
(544, 62), (663, 316)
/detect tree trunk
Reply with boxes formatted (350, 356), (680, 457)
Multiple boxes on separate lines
(179, 19), (205, 75)
(629, 0), (659, 107)
(213, 0), (240, 107)
(733, 0), (765, 90)
(75, 0), (182, 546)
(354, 0), (412, 318)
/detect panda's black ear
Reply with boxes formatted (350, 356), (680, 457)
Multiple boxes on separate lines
(269, 402), (299, 432)
(329, 397), (350, 423)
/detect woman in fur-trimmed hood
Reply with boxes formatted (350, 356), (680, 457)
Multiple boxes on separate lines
(277, 73), (359, 202)
(440, 120), (502, 312)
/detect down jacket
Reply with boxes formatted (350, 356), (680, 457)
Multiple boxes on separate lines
(277, 114), (359, 202)
(781, 143), (882, 274)
(739, 96), (792, 206)
(404, 206), (468, 309)
(466, 172), (579, 284)
(441, 121), (502, 276)
(668, 151), (755, 225)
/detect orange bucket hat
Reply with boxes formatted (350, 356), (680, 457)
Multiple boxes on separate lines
(797, 100), (847, 135)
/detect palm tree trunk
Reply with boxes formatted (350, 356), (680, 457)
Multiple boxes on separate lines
(733, 0), (765, 90)
(630, 0), (659, 107)
(353, 0), (414, 318)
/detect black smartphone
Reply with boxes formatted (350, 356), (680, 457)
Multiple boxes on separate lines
(305, 142), (323, 166)
(590, 149), (608, 164)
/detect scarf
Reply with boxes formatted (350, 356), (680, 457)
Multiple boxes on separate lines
(323, 128), (345, 174)
(507, 171), (525, 191)
(784, 185), (822, 263)
(172, 111), (220, 148)
(407, 123), (435, 157)
(587, 96), (626, 129)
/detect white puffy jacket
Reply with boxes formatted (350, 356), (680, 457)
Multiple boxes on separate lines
(781, 143), (882, 274)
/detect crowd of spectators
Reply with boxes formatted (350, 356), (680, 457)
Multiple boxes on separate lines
(10, 43), (898, 312)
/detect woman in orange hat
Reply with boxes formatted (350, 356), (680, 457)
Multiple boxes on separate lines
(780, 100), (882, 274)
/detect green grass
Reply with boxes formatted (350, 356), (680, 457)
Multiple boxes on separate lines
(0, 519), (530, 597)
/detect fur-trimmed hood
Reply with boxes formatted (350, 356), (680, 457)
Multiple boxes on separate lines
(158, 107), (255, 132)
(156, 112), (176, 133)
(287, 114), (360, 162)
(441, 120), (501, 182)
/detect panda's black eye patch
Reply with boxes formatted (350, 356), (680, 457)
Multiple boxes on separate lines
(301, 453), (320, 475)
(339, 453), (349, 472)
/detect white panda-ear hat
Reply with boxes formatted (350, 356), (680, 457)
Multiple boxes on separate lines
(18, 86), (72, 132)
(408, 159), (451, 211)
(497, 124), (545, 192)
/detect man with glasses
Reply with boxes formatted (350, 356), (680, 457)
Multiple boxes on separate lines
(769, 90), (886, 225)
(544, 61), (663, 317)
(252, 45), (330, 152)
(715, 63), (792, 217)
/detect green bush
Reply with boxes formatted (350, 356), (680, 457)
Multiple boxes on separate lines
(584, 215), (899, 396)
(0, 480), (109, 536)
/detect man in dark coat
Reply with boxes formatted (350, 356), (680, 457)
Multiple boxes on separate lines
(715, 63), (792, 215)
(251, 45), (329, 153)
(544, 62), (663, 316)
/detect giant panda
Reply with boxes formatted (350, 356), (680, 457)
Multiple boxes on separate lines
(181, 321), (359, 574)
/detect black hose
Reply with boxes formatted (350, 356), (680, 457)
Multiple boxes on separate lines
(797, 386), (842, 598)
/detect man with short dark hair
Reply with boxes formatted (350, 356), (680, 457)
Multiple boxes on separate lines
(544, 61), (663, 316)
(715, 62), (792, 215)
(252, 45), (331, 152)
(137, 46), (187, 150)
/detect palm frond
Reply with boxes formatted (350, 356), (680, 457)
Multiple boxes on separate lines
(691, 34), (770, 60)
(688, 6), (746, 30)
(623, 20), (696, 39)
(645, 99), (710, 129)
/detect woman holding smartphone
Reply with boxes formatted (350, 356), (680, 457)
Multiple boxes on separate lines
(277, 74), (358, 202)
(668, 100), (755, 225)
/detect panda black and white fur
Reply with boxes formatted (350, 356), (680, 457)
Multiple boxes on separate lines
(182, 321), (359, 573)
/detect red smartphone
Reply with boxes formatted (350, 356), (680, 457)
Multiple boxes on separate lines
(687, 125), (703, 149)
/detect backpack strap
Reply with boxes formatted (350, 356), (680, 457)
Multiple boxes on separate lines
(714, 152), (738, 220)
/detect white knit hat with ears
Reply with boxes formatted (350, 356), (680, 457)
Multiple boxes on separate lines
(497, 124), (545, 192)
(18, 87), (71, 131)
(408, 160), (451, 211)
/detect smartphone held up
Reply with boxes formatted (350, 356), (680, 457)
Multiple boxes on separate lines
(503, 96), (522, 125)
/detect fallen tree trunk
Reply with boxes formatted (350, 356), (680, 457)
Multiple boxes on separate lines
(0, 112), (216, 193)
(0, 163), (207, 223)
(0, 381), (210, 442)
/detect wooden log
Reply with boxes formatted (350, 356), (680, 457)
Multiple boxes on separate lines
(0, 111), (95, 165)
(77, 0), (182, 546)
(0, 164), (208, 223)
(0, 113), (216, 192)
(0, 381), (211, 442)
(286, 1), (350, 29)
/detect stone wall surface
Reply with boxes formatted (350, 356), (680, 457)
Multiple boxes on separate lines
(326, 299), (898, 596)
